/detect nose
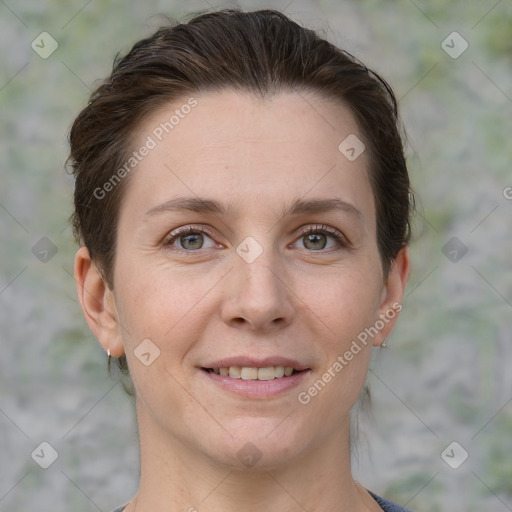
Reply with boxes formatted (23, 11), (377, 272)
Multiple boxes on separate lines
(220, 247), (295, 332)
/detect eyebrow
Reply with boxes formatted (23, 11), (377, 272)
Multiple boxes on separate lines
(144, 196), (363, 222)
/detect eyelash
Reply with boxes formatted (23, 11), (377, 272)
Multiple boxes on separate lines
(163, 224), (350, 253)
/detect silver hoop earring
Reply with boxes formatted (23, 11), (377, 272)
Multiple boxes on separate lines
(381, 341), (388, 348)
(107, 348), (112, 369)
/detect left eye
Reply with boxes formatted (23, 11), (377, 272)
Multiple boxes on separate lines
(295, 226), (345, 251)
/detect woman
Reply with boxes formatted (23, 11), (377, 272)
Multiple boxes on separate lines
(69, 8), (413, 512)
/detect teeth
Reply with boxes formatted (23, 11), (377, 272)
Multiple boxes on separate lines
(257, 367), (276, 381)
(213, 366), (297, 380)
(228, 367), (241, 378)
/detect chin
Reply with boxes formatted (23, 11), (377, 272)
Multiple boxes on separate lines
(199, 422), (306, 470)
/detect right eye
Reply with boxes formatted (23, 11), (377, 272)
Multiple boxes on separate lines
(163, 225), (218, 251)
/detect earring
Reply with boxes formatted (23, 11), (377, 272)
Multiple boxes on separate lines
(381, 341), (388, 348)
(107, 348), (112, 370)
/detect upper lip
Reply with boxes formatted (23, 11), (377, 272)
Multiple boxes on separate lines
(202, 356), (310, 371)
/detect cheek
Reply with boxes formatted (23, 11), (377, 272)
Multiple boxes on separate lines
(113, 261), (216, 358)
(300, 267), (381, 398)
(305, 263), (383, 341)
(112, 264), (213, 414)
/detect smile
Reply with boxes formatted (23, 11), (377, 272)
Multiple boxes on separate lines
(200, 366), (311, 399)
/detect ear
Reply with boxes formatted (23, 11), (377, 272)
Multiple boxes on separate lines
(372, 246), (411, 347)
(74, 246), (125, 357)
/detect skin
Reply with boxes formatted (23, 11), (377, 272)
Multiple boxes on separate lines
(75, 89), (410, 512)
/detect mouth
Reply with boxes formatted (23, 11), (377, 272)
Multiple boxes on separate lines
(201, 366), (309, 381)
(200, 365), (311, 398)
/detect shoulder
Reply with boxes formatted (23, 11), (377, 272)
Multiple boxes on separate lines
(368, 489), (416, 512)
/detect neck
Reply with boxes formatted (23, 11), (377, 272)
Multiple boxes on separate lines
(124, 401), (377, 512)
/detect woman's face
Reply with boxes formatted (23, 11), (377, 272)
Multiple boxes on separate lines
(85, 90), (408, 468)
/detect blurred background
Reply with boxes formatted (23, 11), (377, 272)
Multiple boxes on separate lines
(1, 1), (511, 511)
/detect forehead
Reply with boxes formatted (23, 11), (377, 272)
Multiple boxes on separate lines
(122, 89), (374, 223)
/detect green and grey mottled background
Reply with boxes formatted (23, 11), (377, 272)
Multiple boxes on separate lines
(1, 1), (511, 511)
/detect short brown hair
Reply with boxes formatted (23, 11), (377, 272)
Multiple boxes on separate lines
(68, 8), (412, 375)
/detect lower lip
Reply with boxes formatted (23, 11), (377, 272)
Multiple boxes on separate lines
(200, 369), (311, 398)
